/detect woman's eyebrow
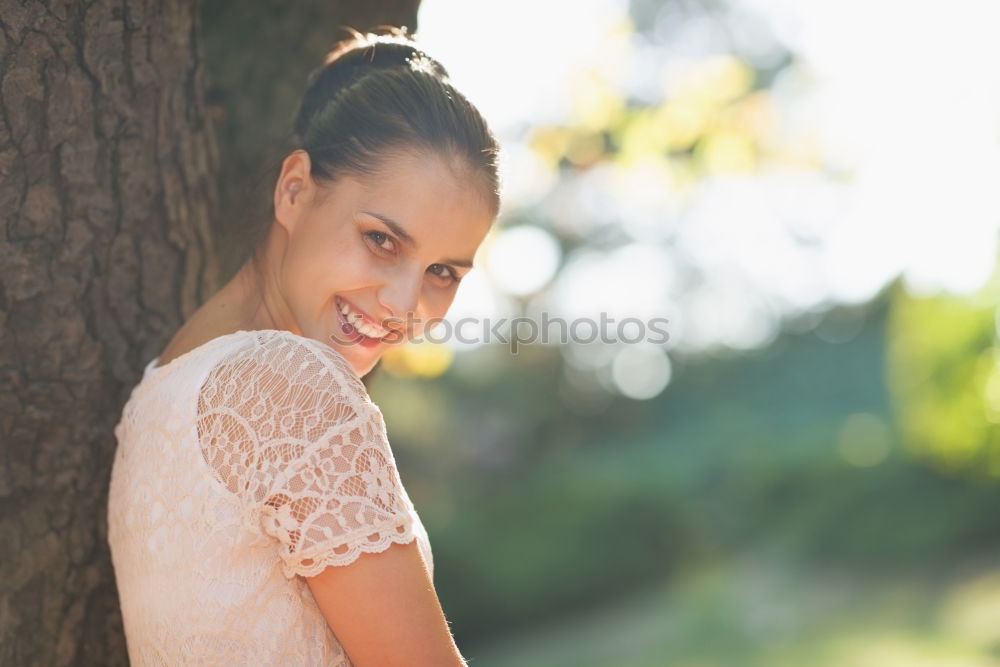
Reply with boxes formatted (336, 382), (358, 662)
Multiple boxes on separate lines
(364, 211), (416, 246)
(362, 210), (474, 268)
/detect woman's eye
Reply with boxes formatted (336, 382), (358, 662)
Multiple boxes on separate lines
(428, 264), (460, 284)
(364, 230), (394, 252)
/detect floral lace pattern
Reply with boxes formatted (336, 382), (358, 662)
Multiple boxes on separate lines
(107, 329), (433, 666)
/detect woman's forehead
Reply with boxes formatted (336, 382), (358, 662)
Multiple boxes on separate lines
(331, 154), (494, 249)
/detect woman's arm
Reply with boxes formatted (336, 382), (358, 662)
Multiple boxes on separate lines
(305, 539), (467, 667)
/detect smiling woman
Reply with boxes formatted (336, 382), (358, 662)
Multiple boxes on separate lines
(268, 147), (493, 371)
(107, 28), (500, 667)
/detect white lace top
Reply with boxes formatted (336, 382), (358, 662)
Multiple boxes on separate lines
(107, 328), (433, 666)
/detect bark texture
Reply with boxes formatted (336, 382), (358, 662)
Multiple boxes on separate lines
(1, 1), (219, 664)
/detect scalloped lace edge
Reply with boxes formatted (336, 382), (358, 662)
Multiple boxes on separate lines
(278, 517), (419, 579)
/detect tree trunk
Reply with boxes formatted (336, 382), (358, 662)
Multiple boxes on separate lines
(0, 0), (419, 664)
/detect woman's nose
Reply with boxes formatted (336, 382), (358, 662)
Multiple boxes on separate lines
(378, 274), (422, 327)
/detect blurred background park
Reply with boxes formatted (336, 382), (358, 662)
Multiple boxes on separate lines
(230, 0), (1000, 665)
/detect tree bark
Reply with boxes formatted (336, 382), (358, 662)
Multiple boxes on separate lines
(0, 0), (419, 664)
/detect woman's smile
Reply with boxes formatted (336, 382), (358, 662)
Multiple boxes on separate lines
(334, 295), (391, 348)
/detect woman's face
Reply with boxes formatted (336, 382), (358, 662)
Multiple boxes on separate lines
(271, 148), (495, 377)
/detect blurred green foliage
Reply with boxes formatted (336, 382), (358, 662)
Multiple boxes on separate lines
(886, 275), (1000, 477)
(368, 288), (1000, 658)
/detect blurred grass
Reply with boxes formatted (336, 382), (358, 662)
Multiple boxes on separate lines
(466, 544), (1000, 667)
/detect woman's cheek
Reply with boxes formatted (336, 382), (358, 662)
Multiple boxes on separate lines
(426, 286), (458, 317)
(412, 298), (444, 338)
(327, 243), (376, 280)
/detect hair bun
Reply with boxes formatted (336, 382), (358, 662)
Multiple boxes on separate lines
(294, 27), (449, 142)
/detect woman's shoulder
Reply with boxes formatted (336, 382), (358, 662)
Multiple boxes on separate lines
(206, 328), (376, 417)
(232, 329), (365, 388)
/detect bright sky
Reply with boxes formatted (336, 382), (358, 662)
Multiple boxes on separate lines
(417, 0), (627, 135)
(415, 0), (1000, 394)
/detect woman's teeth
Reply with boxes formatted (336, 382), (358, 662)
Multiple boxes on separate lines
(339, 300), (388, 339)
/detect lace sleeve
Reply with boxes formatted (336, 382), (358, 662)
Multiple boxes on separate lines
(197, 331), (416, 579)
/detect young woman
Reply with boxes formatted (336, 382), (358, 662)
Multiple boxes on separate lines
(107, 30), (499, 666)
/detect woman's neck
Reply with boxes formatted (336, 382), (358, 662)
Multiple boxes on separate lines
(225, 226), (301, 336)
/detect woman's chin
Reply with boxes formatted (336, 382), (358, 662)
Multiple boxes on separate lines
(332, 342), (380, 376)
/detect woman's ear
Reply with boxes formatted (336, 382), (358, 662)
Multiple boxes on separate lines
(273, 149), (312, 233)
